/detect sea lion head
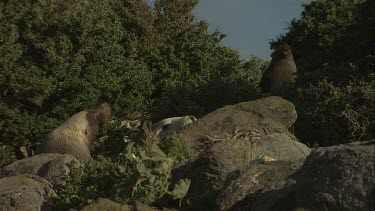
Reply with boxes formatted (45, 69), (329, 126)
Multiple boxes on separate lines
(271, 43), (294, 60)
(86, 101), (111, 131)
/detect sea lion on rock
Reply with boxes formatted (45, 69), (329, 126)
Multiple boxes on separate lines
(36, 102), (111, 161)
(260, 43), (297, 93)
(152, 116), (197, 140)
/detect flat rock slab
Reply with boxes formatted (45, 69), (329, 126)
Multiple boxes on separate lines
(80, 198), (164, 211)
(252, 133), (311, 161)
(179, 96), (298, 157)
(0, 174), (57, 211)
(176, 137), (252, 210)
(0, 153), (79, 189)
(297, 140), (375, 211)
(217, 160), (304, 211)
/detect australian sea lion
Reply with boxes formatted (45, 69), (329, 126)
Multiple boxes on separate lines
(36, 102), (111, 161)
(152, 116), (197, 140)
(260, 43), (297, 93)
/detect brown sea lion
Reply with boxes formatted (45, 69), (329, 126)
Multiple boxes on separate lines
(36, 102), (111, 161)
(152, 116), (197, 140)
(260, 43), (297, 93)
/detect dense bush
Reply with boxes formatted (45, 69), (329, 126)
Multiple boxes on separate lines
(0, 0), (262, 159)
(271, 0), (375, 146)
(152, 54), (264, 120)
(292, 80), (375, 146)
(55, 121), (191, 210)
(0, 0), (155, 156)
(272, 0), (374, 84)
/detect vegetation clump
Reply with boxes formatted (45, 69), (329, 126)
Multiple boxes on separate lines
(55, 120), (191, 210)
(271, 0), (374, 146)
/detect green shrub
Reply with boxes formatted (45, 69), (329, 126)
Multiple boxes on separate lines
(271, 0), (374, 84)
(0, 145), (16, 167)
(0, 0), (154, 158)
(159, 133), (192, 167)
(272, 0), (374, 146)
(152, 55), (264, 120)
(291, 79), (375, 146)
(0, 0), (263, 164)
(55, 119), (190, 210)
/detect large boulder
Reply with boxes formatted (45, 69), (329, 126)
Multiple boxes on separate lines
(0, 153), (79, 189)
(171, 97), (309, 210)
(80, 198), (167, 211)
(217, 160), (305, 211)
(179, 96), (298, 157)
(296, 140), (375, 211)
(0, 174), (57, 211)
(178, 137), (252, 210)
(252, 133), (310, 161)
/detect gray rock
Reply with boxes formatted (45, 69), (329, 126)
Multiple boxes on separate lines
(80, 198), (132, 211)
(178, 137), (252, 210)
(80, 198), (164, 211)
(216, 160), (304, 211)
(179, 96), (298, 157)
(171, 97), (306, 210)
(0, 174), (57, 211)
(296, 140), (375, 211)
(0, 153), (80, 189)
(252, 133), (311, 161)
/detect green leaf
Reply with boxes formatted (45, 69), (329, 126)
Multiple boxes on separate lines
(170, 178), (191, 200)
(150, 144), (167, 161)
(117, 165), (126, 174)
(152, 158), (174, 174)
(139, 149), (149, 160)
(136, 163), (149, 175)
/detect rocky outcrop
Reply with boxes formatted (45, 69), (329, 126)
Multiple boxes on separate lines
(11, 97), (373, 211)
(179, 96), (298, 158)
(80, 198), (169, 211)
(170, 97), (310, 210)
(0, 174), (57, 211)
(296, 140), (375, 211)
(176, 137), (252, 210)
(252, 133), (310, 161)
(217, 160), (304, 211)
(214, 140), (375, 211)
(0, 153), (79, 189)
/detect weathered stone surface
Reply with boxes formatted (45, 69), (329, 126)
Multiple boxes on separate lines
(80, 198), (132, 211)
(217, 160), (304, 211)
(296, 140), (375, 211)
(0, 174), (57, 211)
(177, 138), (252, 210)
(80, 198), (164, 211)
(252, 133), (311, 161)
(0, 153), (79, 189)
(169, 97), (307, 210)
(179, 96), (298, 157)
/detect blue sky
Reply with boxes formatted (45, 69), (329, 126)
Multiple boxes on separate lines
(146, 0), (311, 61)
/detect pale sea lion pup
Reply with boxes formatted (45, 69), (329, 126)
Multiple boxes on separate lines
(36, 102), (111, 161)
(260, 43), (297, 93)
(152, 116), (197, 140)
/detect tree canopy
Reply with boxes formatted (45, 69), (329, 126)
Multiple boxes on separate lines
(271, 0), (374, 146)
(0, 0), (262, 160)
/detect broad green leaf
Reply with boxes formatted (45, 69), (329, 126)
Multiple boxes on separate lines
(170, 178), (191, 200)
(136, 163), (149, 175)
(139, 149), (149, 160)
(152, 158), (174, 174)
(150, 144), (167, 161)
